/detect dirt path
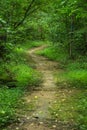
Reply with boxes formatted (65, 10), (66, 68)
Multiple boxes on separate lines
(7, 46), (58, 130)
(23, 46), (58, 130)
(7, 46), (76, 130)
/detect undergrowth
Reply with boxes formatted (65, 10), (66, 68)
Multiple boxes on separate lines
(0, 41), (43, 128)
(36, 45), (69, 64)
(56, 70), (87, 89)
(0, 88), (23, 127)
(20, 40), (46, 51)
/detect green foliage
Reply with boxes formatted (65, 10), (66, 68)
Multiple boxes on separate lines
(47, 0), (87, 57)
(0, 88), (23, 127)
(56, 57), (87, 89)
(20, 41), (45, 50)
(67, 61), (87, 70)
(37, 44), (87, 89)
(12, 63), (41, 88)
(0, 0), (47, 59)
(0, 63), (41, 89)
(56, 70), (87, 89)
(0, 41), (42, 89)
(37, 45), (69, 64)
(77, 93), (87, 130)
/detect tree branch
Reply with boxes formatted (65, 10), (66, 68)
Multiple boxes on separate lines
(14, 0), (35, 29)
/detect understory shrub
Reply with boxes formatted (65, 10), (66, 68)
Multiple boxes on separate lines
(77, 93), (87, 130)
(19, 41), (45, 51)
(13, 64), (41, 88)
(37, 45), (69, 64)
(0, 88), (23, 127)
(0, 62), (41, 89)
(56, 70), (87, 89)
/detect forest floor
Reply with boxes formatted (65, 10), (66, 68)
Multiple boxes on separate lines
(7, 46), (78, 130)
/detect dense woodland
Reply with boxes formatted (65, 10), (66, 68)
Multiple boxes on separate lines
(0, 0), (87, 130)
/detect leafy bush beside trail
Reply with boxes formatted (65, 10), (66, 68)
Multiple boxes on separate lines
(56, 70), (87, 89)
(0, 88), (23, 127)
(0, 41), (42, 128)
(37, 45), (69, 64)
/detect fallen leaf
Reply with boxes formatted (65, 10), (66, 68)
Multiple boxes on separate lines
(39, 122), (43, 125)
(35, 96), (38, 99)
(30, 123), (34, 126)
(52, 125), (56, 128)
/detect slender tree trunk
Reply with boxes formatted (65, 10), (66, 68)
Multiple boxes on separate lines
(69, 15), (74, 58)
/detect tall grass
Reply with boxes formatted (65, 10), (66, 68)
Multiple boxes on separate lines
(56, 70), (87, 89)
(37, 45), (69, 64)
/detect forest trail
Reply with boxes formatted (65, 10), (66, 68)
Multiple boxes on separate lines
(23, 46), (58, 130)
(8, 46), (75, 130)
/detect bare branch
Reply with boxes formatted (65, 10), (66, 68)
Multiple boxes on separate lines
(14, 0), (35, 29)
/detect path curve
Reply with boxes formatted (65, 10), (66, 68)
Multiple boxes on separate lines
(7, 46), (76, 130)
(7, 46), (58, 130)
(22, 46), (58, 130)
